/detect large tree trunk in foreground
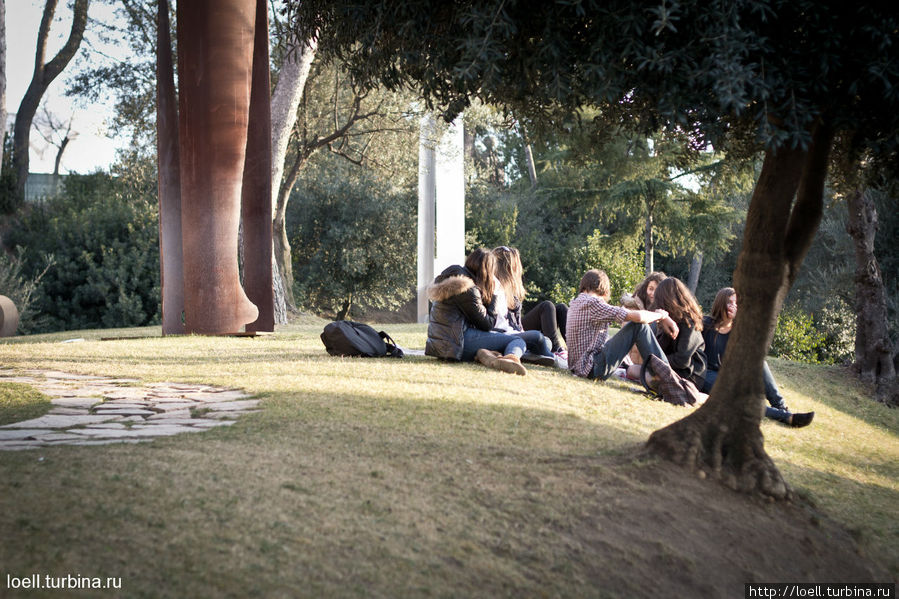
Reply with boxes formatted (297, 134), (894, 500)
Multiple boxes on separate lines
(647, 123), (833, 499)
(846, 188), (897, 406)
(13, 0), (89, 200)
(156, 0), (185, 335)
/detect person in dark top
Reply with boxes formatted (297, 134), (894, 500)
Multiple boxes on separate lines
(649, 277), (708, 389)
(701, 287), (815, 428)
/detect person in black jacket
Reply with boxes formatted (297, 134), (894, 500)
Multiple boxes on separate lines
(701, 287), (814, 427)
(650, 277), (708, 389)
(425, 248), (528, 375)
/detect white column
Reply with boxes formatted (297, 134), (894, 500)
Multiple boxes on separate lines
(434, 116), (465, 275)
(417, 115), (437, 323)
(418, 114), (465, 324)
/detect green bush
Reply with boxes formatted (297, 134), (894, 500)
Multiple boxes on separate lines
(6, 171), (160, 332)
(815, 297), (856, 364)
(289, 162), (416, 320)
(0, 250), (54, 334)
(770, 304), (825, 363)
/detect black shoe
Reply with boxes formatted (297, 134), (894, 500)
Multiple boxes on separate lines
(789, 412), (815, 428)
(520, 351), (556, 367)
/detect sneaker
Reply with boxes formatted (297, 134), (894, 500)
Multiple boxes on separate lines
(789, 411), (815, 428)
(554, 348), (568, 361)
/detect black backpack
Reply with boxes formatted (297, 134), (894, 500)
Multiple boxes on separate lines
(320, 320), (404, 358)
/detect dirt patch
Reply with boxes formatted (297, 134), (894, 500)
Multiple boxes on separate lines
(560, 449), (889, 596)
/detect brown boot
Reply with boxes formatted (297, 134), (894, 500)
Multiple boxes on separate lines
(495, 353), (527, 376)
(475, 348), (503, 368)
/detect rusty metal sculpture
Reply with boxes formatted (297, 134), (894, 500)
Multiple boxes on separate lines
(157, 0), (273, 335)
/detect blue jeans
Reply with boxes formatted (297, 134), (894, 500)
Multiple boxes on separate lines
(461, 327), (527, 361)
(513, 329), (553, 357)
(590, 322), (668, 380)
(702, 361), (790, 422)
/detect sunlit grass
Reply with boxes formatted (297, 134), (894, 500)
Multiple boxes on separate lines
(0, 383), (52, 426)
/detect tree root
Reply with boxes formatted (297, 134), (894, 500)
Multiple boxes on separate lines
(646, 412), (793, 501)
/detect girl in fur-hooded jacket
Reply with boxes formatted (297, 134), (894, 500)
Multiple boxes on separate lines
(425, 264), (497, 360)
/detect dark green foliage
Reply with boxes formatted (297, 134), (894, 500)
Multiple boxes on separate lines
(0, 251), (54, 335)
(289, 160), (416, 320)
(0, 133), (21, 214)
(815, 297), (856, 365)
(6, 170), (160, 332)
(770, 305), (825, 363)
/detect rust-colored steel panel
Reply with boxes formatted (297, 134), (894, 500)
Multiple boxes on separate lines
(177, 0), (259, 334)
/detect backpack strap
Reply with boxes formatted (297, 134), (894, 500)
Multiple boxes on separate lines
(378, 331), (405, 358)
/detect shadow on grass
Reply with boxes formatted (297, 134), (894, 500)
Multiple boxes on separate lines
(0, 382), (890, 599)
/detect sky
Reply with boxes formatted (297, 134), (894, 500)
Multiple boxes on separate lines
(5, 1), (126, 174)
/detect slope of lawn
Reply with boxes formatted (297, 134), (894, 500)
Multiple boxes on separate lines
(0, 322), (895, 597)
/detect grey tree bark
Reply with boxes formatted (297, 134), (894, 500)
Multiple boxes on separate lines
(687, 252), (703, 294)
(270, 34), (318, 316)
(13, 0), (89, 200)
(846, 188), (897, 406)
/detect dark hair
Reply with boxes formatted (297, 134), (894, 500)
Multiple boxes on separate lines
(710, 287), (736, 329)
(634, 271), (667, 308)
(579, 269), (611, 297)
(464, 248), (496, 305)
(651, 277), (703, 331)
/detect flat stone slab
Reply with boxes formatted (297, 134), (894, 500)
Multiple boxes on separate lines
(0, 369), (260, 449)
(0, 429), (54, 440)
(1, 414), (121, 429)
(201, 400), (260, 412)
(48, 407), (92, 415)
(92, 408), (157, 417)
(51, 397), (104, 408)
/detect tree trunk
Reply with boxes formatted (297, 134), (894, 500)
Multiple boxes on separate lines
(13, 0), (89, 200)
(272, 150), (307, 310)
(156, 0), (185, 335)
(846, 188), (897, 405)
(687, 252), (703, 294)
(644, 200), (654, 275)
(336, 295), (352, 321)
(270, 33), (318, 315)
(520, 124), (537, 189)
(646, 122), (833, 499)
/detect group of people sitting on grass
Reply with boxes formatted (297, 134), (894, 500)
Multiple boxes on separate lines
(425, 247), (814, 428)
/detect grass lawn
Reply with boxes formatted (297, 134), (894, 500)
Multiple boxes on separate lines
(0, 322), (896, 598)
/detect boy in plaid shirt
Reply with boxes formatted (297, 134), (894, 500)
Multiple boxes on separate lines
(568, 269), (672, 380)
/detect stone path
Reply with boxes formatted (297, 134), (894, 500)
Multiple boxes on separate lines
(0, 369), (260, 451)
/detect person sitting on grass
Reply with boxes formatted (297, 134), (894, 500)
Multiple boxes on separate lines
(425, 247), (528, 376)
(621, 271), (676, 369)
(649, 277), (708, 390)
(701, 287), (815, 428)
(491, 246), (565, 367)
(567, 268), (671, 381)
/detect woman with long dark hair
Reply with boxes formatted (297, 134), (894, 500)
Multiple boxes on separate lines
(701, 287), (814, 427)
(649, 277), (708, 389)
